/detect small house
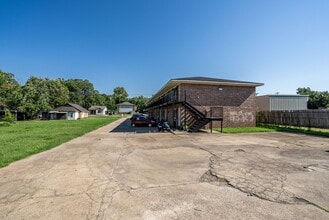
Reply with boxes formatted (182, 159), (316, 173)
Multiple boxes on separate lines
(89, 106), (107, 115)
(49, 103), (89, 120)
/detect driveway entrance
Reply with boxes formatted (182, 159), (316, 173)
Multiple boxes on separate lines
(110, 118), (158, 133)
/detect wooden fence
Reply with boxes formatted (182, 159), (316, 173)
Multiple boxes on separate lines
(256, 110), (329, 129)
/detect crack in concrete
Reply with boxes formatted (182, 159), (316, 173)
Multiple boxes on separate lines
(128, 182), (201, 192)
(3, 130), (327, 218)
(96, 187), (120, 220)
(200, 170), (228, 184)
(200, 161), (293, 204)
(180, 135), (329, 214)
(95, 160), (121, 219)
(195, 145), (329, 214)
(194, 136), (328, 215)
(95, 133), (134, 220)
(293, 197), (329, 213)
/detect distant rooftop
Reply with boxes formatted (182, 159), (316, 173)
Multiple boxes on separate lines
(117, 102), (135, 106)
(50, 103), (89, 113)
(89, 106), (107, 111)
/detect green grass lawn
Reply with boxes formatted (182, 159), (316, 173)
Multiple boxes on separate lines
(257, 124), (329, 137)
(0, 115), (121, 168)
(214, 126), (276, 133)
(214, 124), (329, 137)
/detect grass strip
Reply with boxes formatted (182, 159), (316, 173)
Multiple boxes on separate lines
(214, 126), (276, 133)
(257, 123), (329, 137)
(0, 115), (121, 167)
(214, 124), (329, 137)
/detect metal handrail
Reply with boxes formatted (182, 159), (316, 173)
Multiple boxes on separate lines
(184, 91), (208, 116)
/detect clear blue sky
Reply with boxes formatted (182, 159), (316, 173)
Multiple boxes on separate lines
(1, 0), (328, 97)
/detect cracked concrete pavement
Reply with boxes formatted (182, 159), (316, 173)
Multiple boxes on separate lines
(0, 117), (329, 219)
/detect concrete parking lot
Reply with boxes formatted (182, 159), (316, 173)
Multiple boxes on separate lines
(0, 117), (328, 219)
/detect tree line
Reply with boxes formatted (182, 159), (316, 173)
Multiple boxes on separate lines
(2, 69), (328, 119)
(297, 87), (329, 109)
(0, 70), (149, 118)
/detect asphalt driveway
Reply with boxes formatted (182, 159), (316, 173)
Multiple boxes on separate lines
(0, 117), (328, 219)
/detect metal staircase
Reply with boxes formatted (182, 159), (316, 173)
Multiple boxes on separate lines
(188, 117), (212, 132)
(182, 101), (205, 118)
(182, 101), (218, 132)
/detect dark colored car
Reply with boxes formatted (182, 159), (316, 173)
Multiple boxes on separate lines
(130, 114), (156, 127)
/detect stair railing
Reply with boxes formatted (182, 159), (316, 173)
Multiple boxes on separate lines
(184, 91), (209, 117)
(184, 91), (223, 119)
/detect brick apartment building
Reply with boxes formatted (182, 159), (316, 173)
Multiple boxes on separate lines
(146, 77), (263, 131)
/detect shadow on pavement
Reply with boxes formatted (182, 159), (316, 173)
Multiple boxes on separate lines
(110, 118), (159, 133)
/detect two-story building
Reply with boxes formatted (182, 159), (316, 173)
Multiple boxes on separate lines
(146, 77), (263, 131)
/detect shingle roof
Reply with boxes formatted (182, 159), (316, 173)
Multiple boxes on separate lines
(68, 103), (89, 112)
(51, 106), (77, 112)
(50, 103), (89, 113)
(89, 106), (107, 111)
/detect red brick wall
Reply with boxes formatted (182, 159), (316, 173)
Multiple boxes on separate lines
(179, 84), (257, 127)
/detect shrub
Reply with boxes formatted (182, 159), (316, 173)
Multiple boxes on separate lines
(0, 121), (11, 127)
(1, 108), (15, 124)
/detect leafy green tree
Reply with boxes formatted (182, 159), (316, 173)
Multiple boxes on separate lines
(297, 87), (329, 109)
(108, 95), (116, 114)
(93, 91), (106, 106)
(64, 79), (98, 108)
(112, 87), (128, 104)
(129, 96), (149, 113)
(20, 77), (51, 117)
(47, 78), (69, 108)
(19, 77), (69, 117)
(0, 70), (22, 109)
(100, 94), (116, 114)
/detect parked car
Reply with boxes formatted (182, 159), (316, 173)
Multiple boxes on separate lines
(130, 114), (156, 127)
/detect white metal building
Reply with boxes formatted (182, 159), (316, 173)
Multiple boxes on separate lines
(256, 95), (309, 111)
(117, 102), (136, 114)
